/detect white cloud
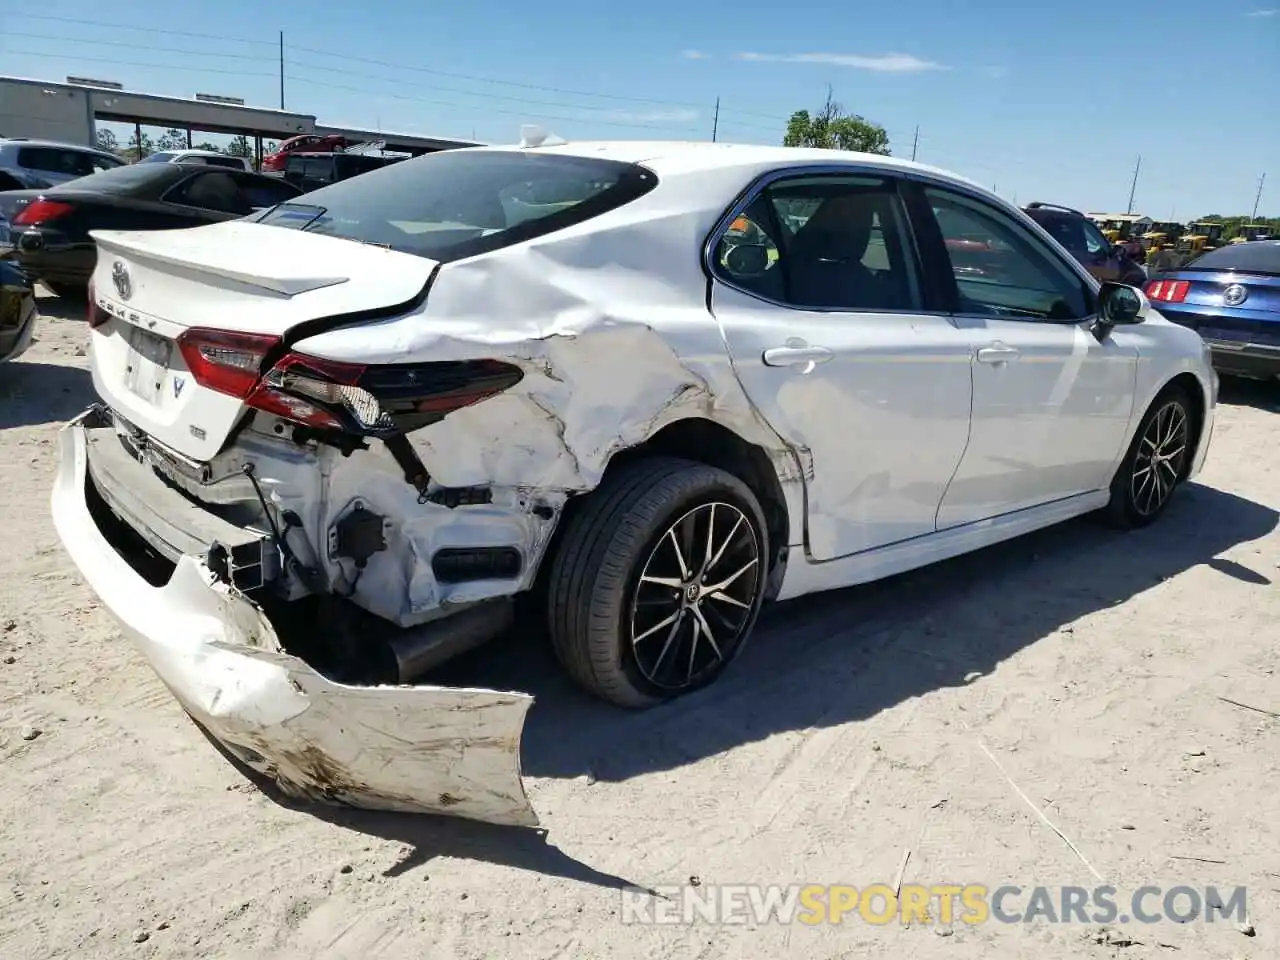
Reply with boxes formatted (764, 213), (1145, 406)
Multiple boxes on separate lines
(1246, 8), (1277, 14)
(735, 51), (946, 72)
(599, 108), (700, 124)
(681, 49), (711, 59)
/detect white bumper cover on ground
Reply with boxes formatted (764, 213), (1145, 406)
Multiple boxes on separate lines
(50, 412), (538, 827)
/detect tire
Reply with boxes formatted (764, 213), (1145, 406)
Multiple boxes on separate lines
(1103, 385), (1196, 529)
(546, 456), (770, 708)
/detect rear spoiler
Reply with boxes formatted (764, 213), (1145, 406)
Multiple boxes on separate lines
(91, 228), (349, 297)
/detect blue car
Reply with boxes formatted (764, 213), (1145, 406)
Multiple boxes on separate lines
(1145, 240), (1280, 381)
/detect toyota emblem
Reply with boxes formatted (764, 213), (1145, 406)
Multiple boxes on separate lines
(111, 260), (132, 300)
(1222, 283), (1248, 307)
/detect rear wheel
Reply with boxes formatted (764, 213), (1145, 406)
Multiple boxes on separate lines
(1104, 385), (1195, 529)
(546, 457), (769, 708)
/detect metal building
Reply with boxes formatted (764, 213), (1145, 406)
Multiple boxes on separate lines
(0, 75), (482, 161)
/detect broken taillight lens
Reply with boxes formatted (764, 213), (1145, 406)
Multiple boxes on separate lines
(246, 353), (524, 434)
(176, 328), (283, 399)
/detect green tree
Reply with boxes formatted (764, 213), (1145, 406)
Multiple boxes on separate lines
(127, 129), (155, 160)
(226, 135), (254, 159)
(156, 127), (188, 150)
(193, 141), (219, 152)
(784, 87), (891, 155)
(95, 129), (118, 152)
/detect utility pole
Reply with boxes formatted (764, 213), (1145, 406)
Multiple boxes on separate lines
(1126, 155), (1141, 214)
(1251, 172), (1266, 222)
(278, 31), (285, 110)
(910, 125), (919, 161)
(711, 97), (720, 143)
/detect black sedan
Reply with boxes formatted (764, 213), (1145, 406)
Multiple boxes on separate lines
(0, 163), (302, 298)
(1145, 240), (1280, 381)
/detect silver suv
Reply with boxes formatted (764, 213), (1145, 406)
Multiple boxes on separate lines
(0, 138), (126, 191)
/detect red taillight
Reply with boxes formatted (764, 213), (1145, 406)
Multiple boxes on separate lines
(1145, 279), (1190, 303)
(247, 352), (523, 434)
(12, 199), (74, 227)
(176, 328), (281, 399)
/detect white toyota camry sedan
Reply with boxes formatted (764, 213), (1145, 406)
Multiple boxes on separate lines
(51, 136), (1216, 825)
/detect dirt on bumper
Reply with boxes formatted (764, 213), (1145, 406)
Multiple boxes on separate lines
(50, 412), (539, 827)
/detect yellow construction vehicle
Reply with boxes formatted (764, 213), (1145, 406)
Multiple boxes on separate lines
(1175, 221), (1225, 262)
(1141, 221), (1184, 263)
(1228, 224), (1274, 244)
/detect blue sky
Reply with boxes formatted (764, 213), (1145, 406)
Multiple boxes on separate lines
(0, 0), (1275, 217)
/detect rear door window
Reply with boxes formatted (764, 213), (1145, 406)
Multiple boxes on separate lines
(88, 153), (123, 172)
(165, 171), (254, 215)
(712, 175), (921, 312)
(17, 147), (82, 175)
(254, 150), (657, 262)
(231, 173), (301, 211)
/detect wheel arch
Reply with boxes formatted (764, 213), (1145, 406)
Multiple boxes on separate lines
(1162, 371), (1208, 481)
(536, 417), (794, 604)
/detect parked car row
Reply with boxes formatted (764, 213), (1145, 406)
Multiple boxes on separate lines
(0, 162), (303, 296)
(0, 134), (405, 298)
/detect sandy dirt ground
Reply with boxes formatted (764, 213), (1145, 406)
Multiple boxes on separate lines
(1, 292), (1278, 960)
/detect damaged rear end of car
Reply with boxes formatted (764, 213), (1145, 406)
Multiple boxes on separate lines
(50, 147), (687, 825)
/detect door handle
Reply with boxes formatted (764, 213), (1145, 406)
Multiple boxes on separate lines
(976, 343), (1020, 364)
(762, 345), (835, 368)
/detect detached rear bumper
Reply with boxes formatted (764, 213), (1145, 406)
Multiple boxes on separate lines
(50, 410), (538, 827)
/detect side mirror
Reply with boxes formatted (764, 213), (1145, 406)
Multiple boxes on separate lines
(1092, 281), (1148, 340)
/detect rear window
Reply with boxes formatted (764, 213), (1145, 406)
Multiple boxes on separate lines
(202, 154), (246, 169)
(141, 152), (176, 163)
(1182, 241), (1280, 276)
(252, 149), (658, 262)
(47, 163), (182, 194)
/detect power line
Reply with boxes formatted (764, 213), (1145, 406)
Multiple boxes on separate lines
(1251, 172), (1266, 221)
(283, 75), (706, 133)
(1126, 155), (1141, 214)
(5, 12), (277, 46)
(3, 14), (926, 143)
(6, 13), (715, 112)
(4, 25), (788, 130)
(1, 47), (277, 80)
(4, 31), (277, 62)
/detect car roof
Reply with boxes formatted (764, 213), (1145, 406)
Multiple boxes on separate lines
(0, 137), (118, 158)
(468, 139), (990, 192)
(167, 149), (234, 157)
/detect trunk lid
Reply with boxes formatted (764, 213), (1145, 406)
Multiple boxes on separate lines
(88, 220), (438, 462)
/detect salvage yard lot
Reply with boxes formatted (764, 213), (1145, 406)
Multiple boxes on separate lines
(1, 293), (1278, 960)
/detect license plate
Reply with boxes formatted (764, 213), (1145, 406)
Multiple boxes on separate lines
(123, 325), (174, 405)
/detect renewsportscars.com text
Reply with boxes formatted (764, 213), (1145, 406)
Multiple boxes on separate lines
(620, 883), (1248, 927)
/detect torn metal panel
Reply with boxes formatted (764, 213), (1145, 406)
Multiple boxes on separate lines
(51, 418), (538, 827)
(291, 194), (807, 503)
